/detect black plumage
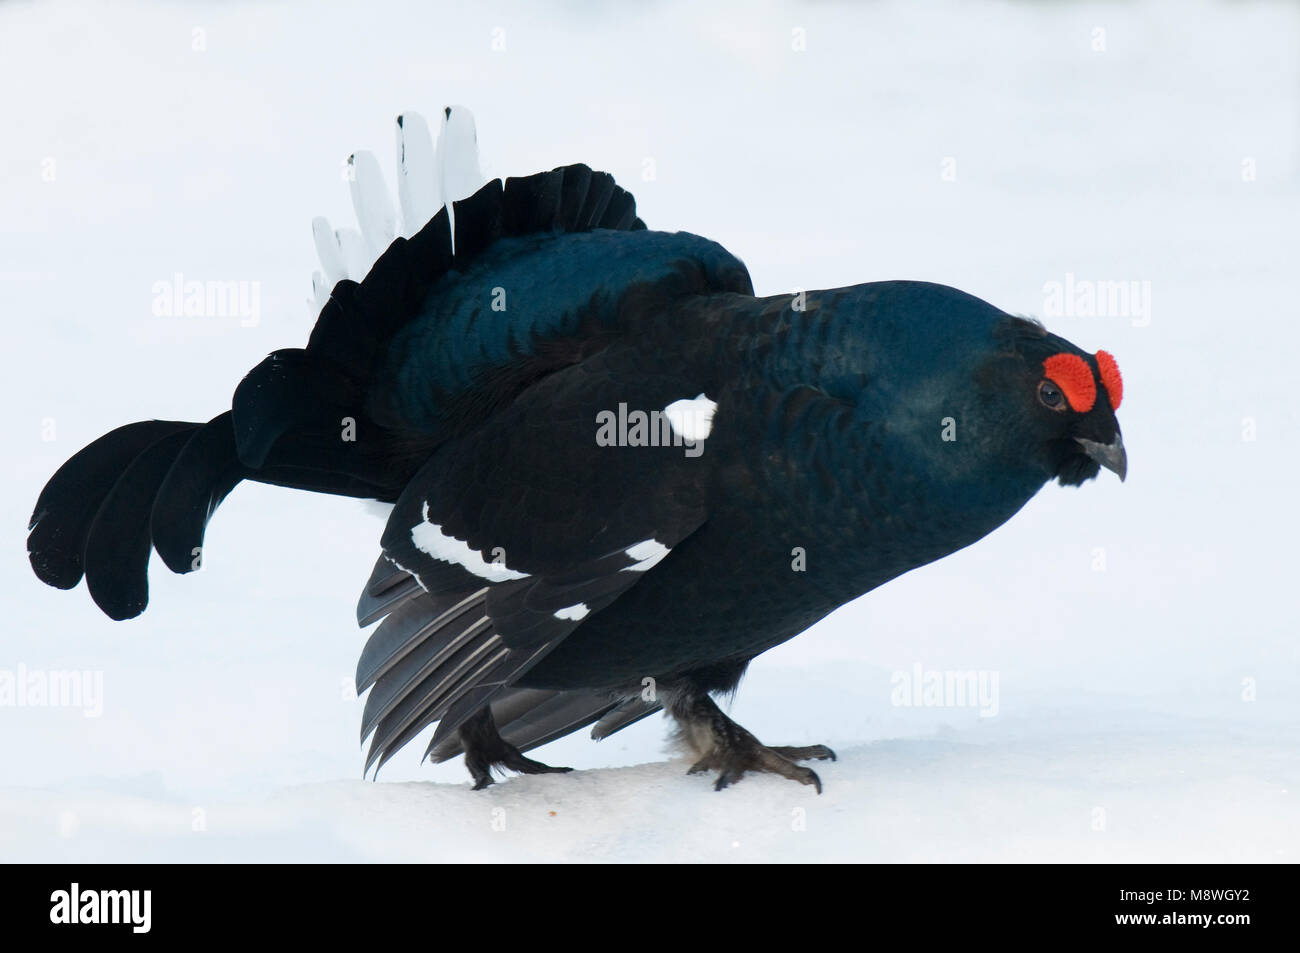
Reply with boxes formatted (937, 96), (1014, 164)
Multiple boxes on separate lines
(28, 162), (1126, 792)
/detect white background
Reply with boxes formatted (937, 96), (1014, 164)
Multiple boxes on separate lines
(1, 0), (1297, 861)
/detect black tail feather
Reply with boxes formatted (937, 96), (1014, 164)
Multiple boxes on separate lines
(231, 348), (361, 469)
(150, 413), (245, 575)
(84, 427), (201, 620)
(28, 420), (199, 590)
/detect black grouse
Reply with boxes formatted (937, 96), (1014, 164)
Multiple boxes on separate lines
(28, 161), (1126, 793)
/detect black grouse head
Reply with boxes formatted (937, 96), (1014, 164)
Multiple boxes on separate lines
(980, 316), (1126, 487)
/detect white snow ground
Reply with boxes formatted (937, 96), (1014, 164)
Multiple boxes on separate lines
(1, 0), (1298, 862)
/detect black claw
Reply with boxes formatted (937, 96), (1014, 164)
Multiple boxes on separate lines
(507, 753), (573, 776)
(673, 693), (834, 793)
(460, 706), (576, 785)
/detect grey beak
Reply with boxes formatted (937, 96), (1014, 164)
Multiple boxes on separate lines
(1075, 434), (1127, 482)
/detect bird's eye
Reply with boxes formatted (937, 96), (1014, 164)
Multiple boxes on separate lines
(1038, 380), (1067, 410)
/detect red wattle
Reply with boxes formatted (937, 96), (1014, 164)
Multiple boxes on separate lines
(1096, 350), (1123, 410)
(1042, 353), (1097, 413)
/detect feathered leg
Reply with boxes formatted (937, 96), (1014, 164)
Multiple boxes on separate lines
(669, 691), (835, 794)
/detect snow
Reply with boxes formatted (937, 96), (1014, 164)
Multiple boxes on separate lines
(4, 711), (1295, 862)
(2, 0), (1298, 862)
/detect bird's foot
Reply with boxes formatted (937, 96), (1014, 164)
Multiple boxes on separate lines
(458, 706), (573, 790)
(770, 744), (838, 763)
(469, 749), (573, 791)
(673, 692), (834, 793)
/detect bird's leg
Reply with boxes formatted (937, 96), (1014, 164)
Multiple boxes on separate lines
(457, 706), (573, 790)
(669, 691), (835, 793)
